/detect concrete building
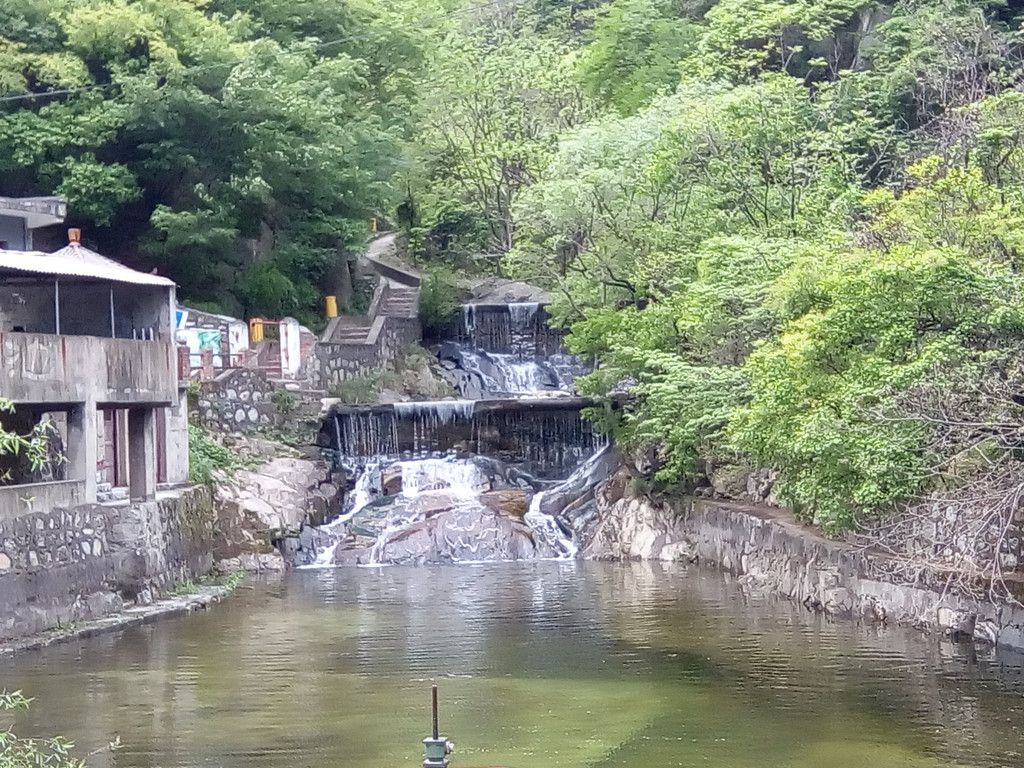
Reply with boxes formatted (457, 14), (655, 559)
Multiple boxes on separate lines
(0, 196), (65, 251)
(0, 221), (189, 521)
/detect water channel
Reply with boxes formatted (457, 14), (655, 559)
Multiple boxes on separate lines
(4, 562), (1024, 768)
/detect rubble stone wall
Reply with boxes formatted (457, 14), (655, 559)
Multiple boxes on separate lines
(0, 486), (215, 643)
(195, 367), (281, 432)
(584, 478), (1024, 653)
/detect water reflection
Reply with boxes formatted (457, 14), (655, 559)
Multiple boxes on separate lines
(3, 562), (1023, 768)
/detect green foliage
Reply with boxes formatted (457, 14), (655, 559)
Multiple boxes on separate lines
(400, 2), (595, 265)
(418, 267), (462, 338)
(0, 690), (119, 768)
(269, 389), (296, 415)
(0, 400), (63, 485)
(577, 0), (697, 114)
(0, 0), (417, 320)
(328, 370), (400, 404)
(10, 0), (1024, 534)
(187, 424), (241, 484)
(501, 0), (1024, 530)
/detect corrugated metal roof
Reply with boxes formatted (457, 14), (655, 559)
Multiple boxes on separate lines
(0, 244), (175, 287)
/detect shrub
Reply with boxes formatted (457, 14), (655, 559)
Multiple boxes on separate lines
(417, 267), (462, 338)
(0, 690), (119, 768)
(187, 424), (239, 484)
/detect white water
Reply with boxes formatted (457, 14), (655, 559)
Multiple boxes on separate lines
(395, 457), (490, 497)
(304, 452), (614, 566)
(393, 400), (475, 423)
(508, 301), (540, 329)
(308, 461), (383, 567)
(524, 491), (576, 558)
(455, 351), (561, 397)
(522, 447), (611, 559)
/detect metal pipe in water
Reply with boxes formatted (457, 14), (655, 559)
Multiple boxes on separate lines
(432, 685), (439, 740)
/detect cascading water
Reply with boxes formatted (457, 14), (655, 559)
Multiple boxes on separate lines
(296, 293), (613, 569)
(440, 302), (586, 399)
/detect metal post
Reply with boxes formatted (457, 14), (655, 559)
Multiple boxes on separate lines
(432, 685), (439, 741)
(423, 685), (451, 768)
(109, 286), (115, 338)
(54, 279), (60, 334)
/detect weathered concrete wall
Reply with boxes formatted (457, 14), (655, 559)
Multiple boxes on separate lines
(1, 333), (177, 405)
(165, 391), (190, 485)
(0, 486), (215, 643)
(584, 485), (1024, 653)
(0, 480), (86, 523)
(195, 367), (281, 432)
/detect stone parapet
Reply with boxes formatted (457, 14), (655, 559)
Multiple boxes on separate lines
(1, 332), (177, 405)
(584, 487), (1024, 653)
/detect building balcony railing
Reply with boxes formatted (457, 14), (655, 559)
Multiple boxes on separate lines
(0, 332), (178, 405)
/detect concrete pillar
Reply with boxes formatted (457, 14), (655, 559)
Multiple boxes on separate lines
(280, 317), (301, 378)
(127, 407), (156, 501)
(164, 392), (190, 485)
(66, 399), (98, 503)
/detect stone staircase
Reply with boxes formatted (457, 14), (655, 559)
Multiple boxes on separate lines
(322, 279), (419, 344)
(328, 323), (374, 344)
(381, 284), (418, 319)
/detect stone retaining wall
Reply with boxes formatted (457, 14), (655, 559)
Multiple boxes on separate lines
(584, 483), (1024, 653)
(195, 367), (281, 432)
(301, 315), (420, 390)
(0, 486), (216, 642)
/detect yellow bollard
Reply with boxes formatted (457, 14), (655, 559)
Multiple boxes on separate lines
(325, 295), (338, 318)
(371, 217), (377, 233)
(249, 317), (264, 343)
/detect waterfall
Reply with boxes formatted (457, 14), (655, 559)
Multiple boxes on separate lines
(393, 400), (475, 424)
(524, 492), (576, 559)
(329, 398), (602, 478)
(299, 290), (613, 569)
(443, 302), (586, 399)
(306, 454), (610, 567)
(396, 457), (490, 497)
(508, 301), (540, 329)
(308, 461), (383, 567)
(523, 446), (612, 559)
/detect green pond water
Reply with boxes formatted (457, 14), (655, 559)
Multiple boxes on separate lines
(2, 561), (1024, 768)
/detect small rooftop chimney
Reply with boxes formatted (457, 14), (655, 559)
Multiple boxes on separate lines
(68, 228), (81, 244)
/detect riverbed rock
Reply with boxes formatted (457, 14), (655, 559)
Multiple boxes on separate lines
(366, 491), (555, 564)
(480, 489), (529, 519)
(382, 467), (403, 496)
(468, 277), (550, 304)
(709, 463), (750, 499)
(583, 492), (695, 562)
(213, 457), (338, 563)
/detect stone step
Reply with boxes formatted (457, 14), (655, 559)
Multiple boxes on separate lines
(332, 332), (370, 341)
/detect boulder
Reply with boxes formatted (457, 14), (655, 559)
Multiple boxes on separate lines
(583, 487), (695, 562)
(382, 467), (403, 496)
(480, 489), (529, 519)
(709, 463), (750, 499)
(365, 494), (556, 564)
(468, 277), (550, 304)
(213, 457), (336, 561)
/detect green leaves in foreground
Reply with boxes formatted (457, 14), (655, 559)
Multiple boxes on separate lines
(0, 690), (119, 768)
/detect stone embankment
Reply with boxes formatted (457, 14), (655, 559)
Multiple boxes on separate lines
(583, 468), (1024, 653)
(0, 486), (217, 643)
